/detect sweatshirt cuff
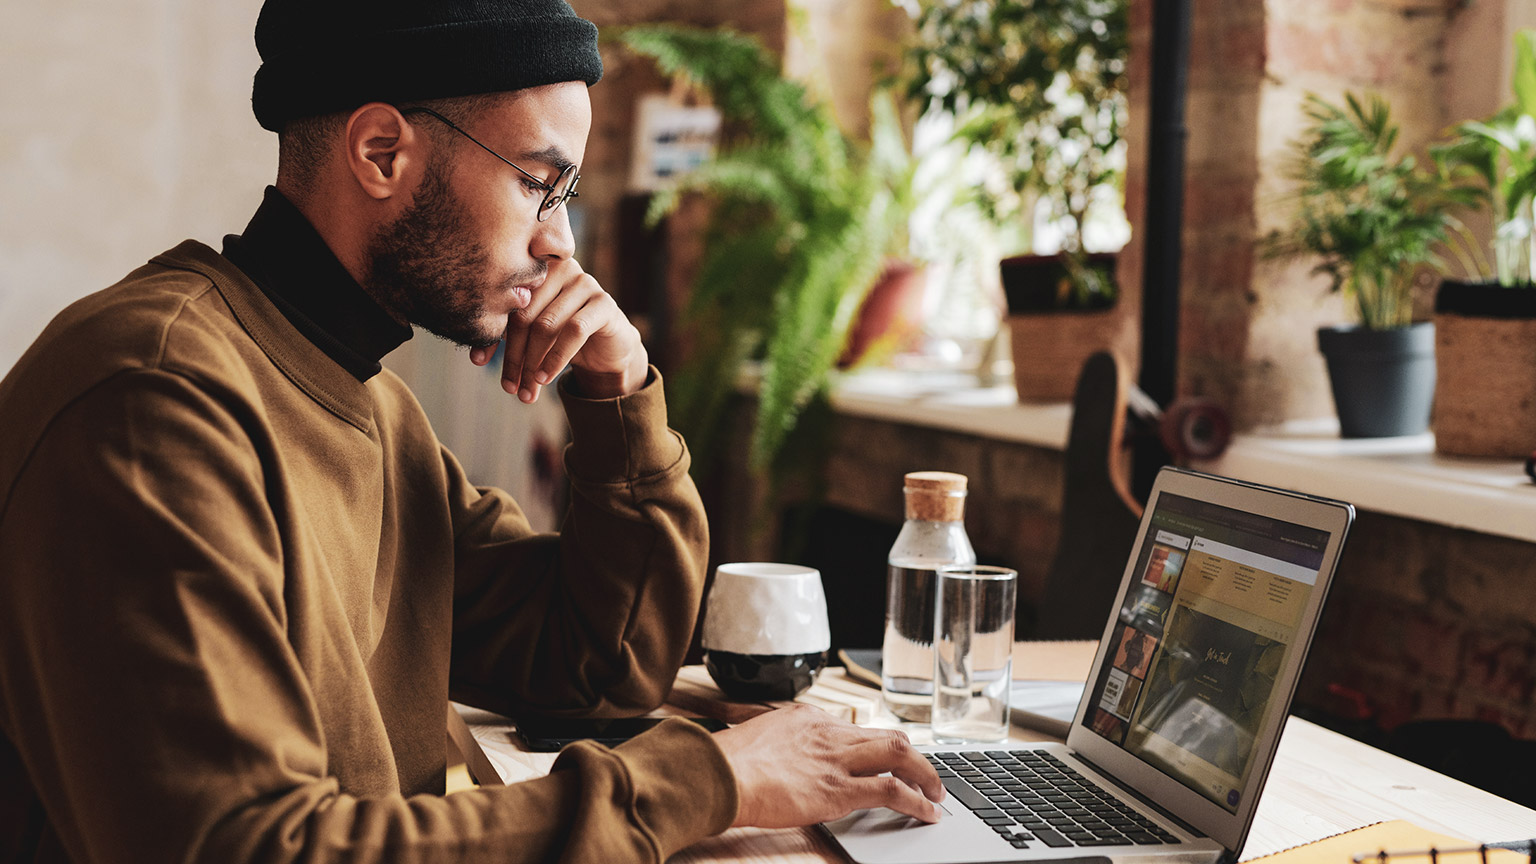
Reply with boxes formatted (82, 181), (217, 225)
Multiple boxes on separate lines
(573, 717), (738, 856)
(558, 365), (686, 482)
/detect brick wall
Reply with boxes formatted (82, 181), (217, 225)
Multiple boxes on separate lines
(1117, 0), (1272, 417)
(1295, 512), (1536, 740)
(818, 414), (1066, 602)
(1121, 0), (1463, 430)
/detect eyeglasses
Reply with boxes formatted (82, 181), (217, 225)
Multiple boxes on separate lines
(401, 106), (580, 222)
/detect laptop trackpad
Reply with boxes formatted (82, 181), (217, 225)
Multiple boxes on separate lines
(823, 806), (1112, 864)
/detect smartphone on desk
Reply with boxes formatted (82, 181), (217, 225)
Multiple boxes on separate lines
(514, 715), (727, 752)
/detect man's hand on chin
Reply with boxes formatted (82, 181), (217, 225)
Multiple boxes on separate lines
(467, 259), (648, 402)
(712, 704), (946, 828)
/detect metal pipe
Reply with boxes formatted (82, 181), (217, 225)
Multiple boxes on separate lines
(1134, 0), (1193, 499)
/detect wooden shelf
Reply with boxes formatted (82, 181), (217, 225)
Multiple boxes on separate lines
(1194, 420), (1536, 544)
(828, 372), (1536, 544)
(828, 369), (1071, 450)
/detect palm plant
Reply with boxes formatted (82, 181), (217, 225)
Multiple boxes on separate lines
(616, 24), (915, 475)
(1272, 92), (1481, 329)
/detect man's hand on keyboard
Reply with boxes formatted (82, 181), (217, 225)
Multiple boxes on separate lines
(712, 704), (945, 828)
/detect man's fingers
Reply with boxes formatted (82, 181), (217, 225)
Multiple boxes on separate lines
(717, 707), (953, 829)
(501, 285), (557, 399)
(477, 257), (644, 402)
(499, 327), (530, 400)
(534, 295), (617, 386)
(510, 379), (543, 402)
(497, 337), (537, 402)
(842, 734), (945, 803)
(516, 281), (599, 391)
(840, 775), (943, 824)
(469, 344), (496, 367)
(501, 269), (607, 402)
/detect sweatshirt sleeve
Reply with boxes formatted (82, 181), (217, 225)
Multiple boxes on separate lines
(0, 369), (733, 864)
(445, 367), (712, 720)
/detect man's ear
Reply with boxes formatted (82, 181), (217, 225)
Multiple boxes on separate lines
(344, 103), (426, 201)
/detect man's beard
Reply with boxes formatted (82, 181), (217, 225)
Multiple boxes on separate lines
(365, 157), (545, 349)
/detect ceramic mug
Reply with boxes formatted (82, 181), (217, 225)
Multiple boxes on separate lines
(701, 562), (831, 700)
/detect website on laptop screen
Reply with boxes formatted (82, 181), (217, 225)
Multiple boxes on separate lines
(1081, 492), (1331, 813)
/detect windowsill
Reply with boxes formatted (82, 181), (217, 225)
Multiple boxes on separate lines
(828, 371), (1536, 544)
(828, 368), (1071, 450)
(1193, 419), (1536, 544)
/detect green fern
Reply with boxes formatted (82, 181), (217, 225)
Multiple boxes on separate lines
(616, 24), (915, 474)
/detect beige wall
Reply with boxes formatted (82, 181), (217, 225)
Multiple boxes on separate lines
(783, 0), (910, 140)
(0, 1), (273, 377)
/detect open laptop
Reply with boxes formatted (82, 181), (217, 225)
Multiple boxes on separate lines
(824, 467), (1355, 864)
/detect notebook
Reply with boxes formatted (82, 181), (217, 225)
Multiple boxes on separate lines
(1245, 820), (1530, 864)
(822, 467), (1356, 864)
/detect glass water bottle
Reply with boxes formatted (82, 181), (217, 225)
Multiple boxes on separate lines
(880, 471), (976, 722)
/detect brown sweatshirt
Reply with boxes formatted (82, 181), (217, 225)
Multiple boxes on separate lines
(0, 240), (736, 863)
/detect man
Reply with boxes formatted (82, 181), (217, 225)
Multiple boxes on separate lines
(0, 2), (943, 862)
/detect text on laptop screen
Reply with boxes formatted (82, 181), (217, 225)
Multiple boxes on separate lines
(1081, 492), (1331, 813)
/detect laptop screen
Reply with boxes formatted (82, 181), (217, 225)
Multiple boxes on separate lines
(1079, 491), (1332, 813)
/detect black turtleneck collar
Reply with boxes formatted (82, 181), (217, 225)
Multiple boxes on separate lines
(222, 187), (413, 382)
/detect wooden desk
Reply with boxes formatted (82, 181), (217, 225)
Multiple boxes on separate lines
(461, 669), (1536, 863)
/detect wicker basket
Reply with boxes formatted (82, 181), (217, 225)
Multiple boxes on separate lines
(1434, 312), (1536, 457)
(1008, 307), (1136, 403)
(1433, 281), (1536, 458)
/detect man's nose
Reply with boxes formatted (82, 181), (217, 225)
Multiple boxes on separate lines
(530, 204), (576, 261)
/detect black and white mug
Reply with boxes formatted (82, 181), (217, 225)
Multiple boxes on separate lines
(701, 562), (830, 701)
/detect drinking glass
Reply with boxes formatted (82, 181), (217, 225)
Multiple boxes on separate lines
(932, 565), (1018, 743)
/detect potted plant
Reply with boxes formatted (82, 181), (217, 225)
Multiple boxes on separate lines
(891, 0), (1133, 401)
(615, 24), (917, 476)
(1429, 28), (1536, 458)
(1270, 92), (1481, 438)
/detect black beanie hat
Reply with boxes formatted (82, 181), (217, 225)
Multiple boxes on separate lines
(251, 0), (603, 133)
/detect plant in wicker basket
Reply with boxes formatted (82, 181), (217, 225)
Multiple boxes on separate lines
(1428, 28), (1536, 457)
(892, 0), (1132, 403)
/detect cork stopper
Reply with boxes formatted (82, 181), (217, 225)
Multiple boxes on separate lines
(903, 471), (968, 522)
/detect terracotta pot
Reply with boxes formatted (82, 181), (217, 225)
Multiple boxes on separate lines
(838, 260), (926, 369)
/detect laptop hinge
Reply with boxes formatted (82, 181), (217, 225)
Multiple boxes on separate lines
(1070, 753), (1211, 842)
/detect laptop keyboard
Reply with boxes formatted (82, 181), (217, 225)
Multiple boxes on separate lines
(927, 750), (1179, 850)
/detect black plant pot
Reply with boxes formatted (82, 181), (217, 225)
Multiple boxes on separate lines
(1000, 252), (1118, 313)
(1435, 278), (1536, 317)
(1316, 322), (1436, 438)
